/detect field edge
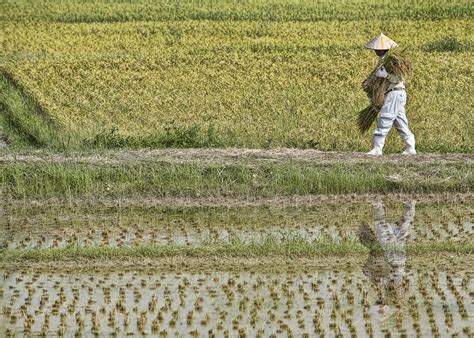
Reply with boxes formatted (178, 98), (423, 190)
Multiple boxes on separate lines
(0, 69), (73, 149)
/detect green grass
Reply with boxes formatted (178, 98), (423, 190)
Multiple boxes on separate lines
(1, 239), (472, 263)
(1, 159), (471, 199)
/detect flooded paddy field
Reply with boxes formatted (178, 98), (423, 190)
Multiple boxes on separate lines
(1, 196), (472, 250)
(1, 194), (473, 336)
(1, 263), (473, 337)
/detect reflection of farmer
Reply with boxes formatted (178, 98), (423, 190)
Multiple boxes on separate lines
(358, 200), (416, 321)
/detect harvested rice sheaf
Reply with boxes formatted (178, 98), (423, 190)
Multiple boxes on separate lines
(358, 48), (413, 134)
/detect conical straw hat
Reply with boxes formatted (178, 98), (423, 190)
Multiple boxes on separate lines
(365, 33), (398, 50)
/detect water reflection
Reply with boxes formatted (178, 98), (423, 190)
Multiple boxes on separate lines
(2, 198), (472, 249)
(359, 200), (416, 321)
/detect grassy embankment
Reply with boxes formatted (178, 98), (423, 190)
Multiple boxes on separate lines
(1, 158), (472, 199)
(0, 0), (473, 152)
(2, 154), (471, 262)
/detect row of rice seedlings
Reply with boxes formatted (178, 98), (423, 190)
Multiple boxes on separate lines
(1, 268), (472, 336)
(5, 198), (471, 225)
(1, 225), (357, 249)
(3, 209), (368, 232)
(3, 200), (471, 239)
(3, 199), (471, 242)
(2, 217), (472, 249)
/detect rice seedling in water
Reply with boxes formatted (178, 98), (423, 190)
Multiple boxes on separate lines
(3, 199), (472, 250)
(1, 262), (473, 335)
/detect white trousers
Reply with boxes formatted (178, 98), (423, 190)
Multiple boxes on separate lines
(373, 91), (415, 149)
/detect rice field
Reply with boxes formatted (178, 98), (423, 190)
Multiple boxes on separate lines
(1, 2), (473, 336)
(2, 198), (473, 250)
(0, 1), (473, 151)
(1, 0), (472, 22)
(2, 195), (473, 336)
(1, 266), (473, 337)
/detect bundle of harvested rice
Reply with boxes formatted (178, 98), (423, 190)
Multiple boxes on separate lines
(358, 48), (413, 133)
(383, 48), (413, 78)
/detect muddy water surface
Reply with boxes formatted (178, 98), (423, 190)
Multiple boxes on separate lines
(1, 265), (473, 337)
(1, 198), (473, 249)
(1, 196), (473, 336)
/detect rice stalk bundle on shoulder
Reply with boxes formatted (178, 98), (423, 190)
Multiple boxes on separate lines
(358, 48), (413, 134)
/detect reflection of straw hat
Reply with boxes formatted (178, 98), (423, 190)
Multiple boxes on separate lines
(365, 33), (399, 50)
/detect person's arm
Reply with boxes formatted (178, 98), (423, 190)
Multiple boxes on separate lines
(375, 67), (400, 83)
(375, 66), (388, 79)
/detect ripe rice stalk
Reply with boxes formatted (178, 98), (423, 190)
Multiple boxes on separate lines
(2, 18), (470, 152)
(357, 106), (378, 134)
(383, 48), (413, 78)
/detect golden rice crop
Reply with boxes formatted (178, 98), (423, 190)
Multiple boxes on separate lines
(0, 14), (473, 152)
(1, 0), (472, 22)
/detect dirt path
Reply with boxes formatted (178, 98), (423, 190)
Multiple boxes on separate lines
(1, 148), (473, 164)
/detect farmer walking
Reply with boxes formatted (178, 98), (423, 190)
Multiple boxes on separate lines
(364, 33), (416, 156)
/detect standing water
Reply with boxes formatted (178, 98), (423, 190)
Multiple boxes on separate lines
(1, 196), (473, 336)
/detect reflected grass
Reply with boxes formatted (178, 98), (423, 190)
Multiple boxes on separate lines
(2, 238), (473, 263)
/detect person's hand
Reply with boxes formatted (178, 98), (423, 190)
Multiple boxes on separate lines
(375, 66), (388, 78)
